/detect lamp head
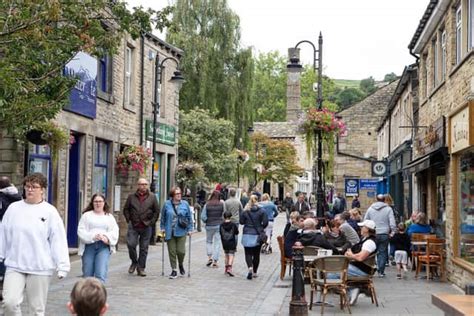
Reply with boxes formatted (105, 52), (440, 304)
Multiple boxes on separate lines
(169, 69), (185, 90)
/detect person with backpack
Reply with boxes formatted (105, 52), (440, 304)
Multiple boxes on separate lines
(220, 211), (239, 277)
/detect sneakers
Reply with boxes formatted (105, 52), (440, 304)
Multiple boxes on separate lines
(206, 259), (213, 267)
(349, 288), (360, 306)
(179, 264), (186, 276)
(211, 261), (218, 268)
(252, 272), (258, 278)
(396, 274), (402, 279)
(128, 264), (137, 274)
(137, 269), (147, 277)
(378, 273), (386, 278)
(169, 270), (178, 279)
(225, 265), (234, 277)
(247, 272), (253, 280)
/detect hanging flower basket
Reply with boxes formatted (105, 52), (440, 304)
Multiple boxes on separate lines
(115, 145), (151, 176)
(25, 121), (70, 165)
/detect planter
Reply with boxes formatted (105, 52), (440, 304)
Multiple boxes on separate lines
(26, 129), (48, 145)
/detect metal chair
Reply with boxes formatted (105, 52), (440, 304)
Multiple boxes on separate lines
(308, 255), (351, 314)
(346, 254), (379, 307)
(277, 236), (292, 280)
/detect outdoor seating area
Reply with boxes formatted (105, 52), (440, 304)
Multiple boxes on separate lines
(410, 233), (447, 281)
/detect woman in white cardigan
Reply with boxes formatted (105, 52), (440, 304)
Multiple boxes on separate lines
(78, 193), (119, 283)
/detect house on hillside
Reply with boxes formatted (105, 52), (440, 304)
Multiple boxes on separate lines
(333, 81), (399, 211)
(406, 0), (474, 287)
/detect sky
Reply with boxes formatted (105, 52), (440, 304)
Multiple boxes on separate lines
(127, 0), (429, 80)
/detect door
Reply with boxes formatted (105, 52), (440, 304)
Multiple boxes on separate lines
(67, 134), (81, 247)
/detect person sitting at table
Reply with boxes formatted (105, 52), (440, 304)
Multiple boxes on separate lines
(323, 219), (351, 253)
(343, 219), (378, 306)
(407, 212), (431, 237)
(298, 218), (340, 254)
(284, 212), (305, 258)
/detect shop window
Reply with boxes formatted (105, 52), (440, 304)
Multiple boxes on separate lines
(458, 149), (474, 264)
(93, 140), (109, 196)
(28, 144), (52, 202)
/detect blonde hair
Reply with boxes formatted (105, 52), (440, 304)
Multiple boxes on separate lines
(245, 195), (259, 210)
(261, 193), (270, 201)
(384, 194), (394, 205)
(289, 211), (299, 222)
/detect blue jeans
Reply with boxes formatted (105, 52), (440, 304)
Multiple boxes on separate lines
(82, 241), (111, 283)
(376, 234), (390, 274)
(206, 225), (221, 261)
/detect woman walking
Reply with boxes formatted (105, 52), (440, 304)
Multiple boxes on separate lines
(201, 190), (225, 268)
(0, 173), (70, 315)
(160, 187), (193, 279)
(258, 194), (278, 254)
(240, 195), (268, 280)
(77, 193), (119, 283)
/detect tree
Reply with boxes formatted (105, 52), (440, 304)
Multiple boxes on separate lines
(250, 132), (303, 185)
(335, 87), (366, 109)
(384, 72), (398, 82)
(300, 67), (339, 111)
(166, 0), (254, 144)
(0, 1), (172, 137)
(178, 108), (237, 183)
(359, 76), (377, 94)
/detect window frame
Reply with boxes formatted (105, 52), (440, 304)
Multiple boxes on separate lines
(124, 46), (133, 107)
(456, 4), (463, 64)
(432, 37), (438, 88)
(441, 29), (447, 81)
(93, 139), (109, 196)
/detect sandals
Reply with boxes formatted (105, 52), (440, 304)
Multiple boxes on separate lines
(212, 261), (218, 268)
(206, 259), (213, 267)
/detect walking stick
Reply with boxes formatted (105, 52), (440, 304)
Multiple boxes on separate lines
(188, 233), (192, 278)
(161, 232), (165, 277)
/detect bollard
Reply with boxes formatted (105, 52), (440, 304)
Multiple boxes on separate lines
(289, 242), (308, 316)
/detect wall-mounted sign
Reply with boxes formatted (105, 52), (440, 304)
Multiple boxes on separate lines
(449, 103), (474, 154)
(371, 161), (387, 177)
(360, 179), (378, 190)
(414, 116), (445, 159)
(64, 52), (97, 119)
(145, 119), (176, 146)
(344, 179), (359, 196)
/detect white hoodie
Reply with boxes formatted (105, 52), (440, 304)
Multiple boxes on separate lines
(0, 200), (70, 277)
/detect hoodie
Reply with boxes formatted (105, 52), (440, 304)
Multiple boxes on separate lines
(364, 201), (396, 234)
(0, 185), (22, 221)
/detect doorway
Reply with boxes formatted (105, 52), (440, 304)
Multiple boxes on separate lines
(67, 133), (81, 247)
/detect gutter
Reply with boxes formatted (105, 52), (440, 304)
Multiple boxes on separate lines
(139, 33), (145, 145)
(336, 137), (374, 162)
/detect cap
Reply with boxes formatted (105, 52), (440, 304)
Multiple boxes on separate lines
(357, 219), (376, 230)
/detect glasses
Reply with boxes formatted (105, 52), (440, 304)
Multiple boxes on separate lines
(93, 200), (105, 203)
(175, 192), (182, 196)
(24, 185), (42, 191)
(138, 183), (148, 186)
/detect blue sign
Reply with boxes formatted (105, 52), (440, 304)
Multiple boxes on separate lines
(360, 179), (378, 190)
(64, 52), (97, 118)
(345, 179), (359, 196)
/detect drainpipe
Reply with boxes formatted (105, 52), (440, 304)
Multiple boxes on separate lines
(139, 33), (145, 145)
(409, 49), (419, 64)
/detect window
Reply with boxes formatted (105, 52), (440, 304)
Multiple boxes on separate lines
(28, 144), (52, 202)
(470, 0), (474, 48)
(98, 54), (113, 95)
(441, 30), (447, 81)
(458, 148), (474, 264)
(422, 54), (428, 98)
(432, 37), (438, 87)
(456, 5), (463, 63)
(124, 46), (133, 106)
(93, 140), (109, 195)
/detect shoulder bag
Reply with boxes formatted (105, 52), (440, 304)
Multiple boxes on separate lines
(248, 210), (267, 244)
(172, 202), (189, 229)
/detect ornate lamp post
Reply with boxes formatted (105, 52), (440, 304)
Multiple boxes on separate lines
(287, 33), (324, 218)
(150, 56), (185, 193)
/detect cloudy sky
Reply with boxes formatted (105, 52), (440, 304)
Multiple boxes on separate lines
(127, 0), (428, 80)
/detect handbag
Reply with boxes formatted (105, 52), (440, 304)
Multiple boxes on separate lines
(248, 211), (267, 244)
(172, 203), (189, 229)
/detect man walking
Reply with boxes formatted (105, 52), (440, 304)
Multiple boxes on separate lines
(224, 188), (243, 225)
(364, 194), (396, 277)
(283, 192), (294, 223)
(123, 178), (160, 277)
(291, 193), (310, 215)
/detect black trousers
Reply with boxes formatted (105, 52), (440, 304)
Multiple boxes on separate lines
(244, 245), (262, 273)
(127, 225), (152, 270)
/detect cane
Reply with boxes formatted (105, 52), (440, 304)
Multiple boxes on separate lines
(161, 232), (165, 277)
(188, 233), (192, 278)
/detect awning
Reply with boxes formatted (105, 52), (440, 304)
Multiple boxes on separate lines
(403, 147), (448, 174)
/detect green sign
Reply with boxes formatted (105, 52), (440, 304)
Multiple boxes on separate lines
(145, 120), (176, 146)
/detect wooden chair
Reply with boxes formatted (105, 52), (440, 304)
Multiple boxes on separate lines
(416, 238), (446, 281)
(308, 255), (351, 314)
(411, 233), (437, 270)
(277, 236), (292, 280)
(346, 254), (379, 307)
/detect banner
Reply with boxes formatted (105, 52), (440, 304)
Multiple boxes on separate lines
(345, 179), (359, 196)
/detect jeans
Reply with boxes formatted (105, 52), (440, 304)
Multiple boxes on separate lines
(264, 221), (274, 247)
(206, 225), (221, 262)
(0, 260), (5, 280)
(167, 236), (186, 270)
(127, 225), (152, 270)
(376, 234), (390, 274)
(82, 241), (111, 283)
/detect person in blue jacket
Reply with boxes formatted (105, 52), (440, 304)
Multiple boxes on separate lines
(160, 187), (193, 279)
(407, 212), (431, 237)
(258, 193), (278, 254)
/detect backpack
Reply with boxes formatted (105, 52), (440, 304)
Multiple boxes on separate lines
(221, 225), (235, 243)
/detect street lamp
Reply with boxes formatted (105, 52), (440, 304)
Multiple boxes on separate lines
(150, 56), (185, 193)
(287, 33), (324, 219)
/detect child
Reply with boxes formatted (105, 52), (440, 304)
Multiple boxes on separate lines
(68, 278), (108, 316)
(220, 211), (239, 277)
(390, 223), (411, 279)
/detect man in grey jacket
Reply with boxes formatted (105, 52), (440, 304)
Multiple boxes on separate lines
(224, 188), (243, 224)
(364, 194), (396, 277)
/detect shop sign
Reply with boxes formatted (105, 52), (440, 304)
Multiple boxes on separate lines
(371, 161), (387, 177)
(145, 120), (176, 146)
(360, 179), (378, 190)
(449, 103), (474, 153)
(413, 116), (445, 159)
(344, 179), (359, 196)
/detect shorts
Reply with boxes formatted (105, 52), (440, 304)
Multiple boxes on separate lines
(394, 250), (408, 265)
(224, 249), (236, 255)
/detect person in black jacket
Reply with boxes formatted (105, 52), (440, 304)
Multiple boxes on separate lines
(298, 218), (340, 254)
(240, 195), (268, 280)
(282, 192), (294, 223)
(390, 222), (411, 279)
(220, 211), (239, 277)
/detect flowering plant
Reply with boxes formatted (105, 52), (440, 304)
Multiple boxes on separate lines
(298, 108), (346, 135)
(116, 145), (152, 176)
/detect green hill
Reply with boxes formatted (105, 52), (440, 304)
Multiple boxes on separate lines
(334, 79), (360, 90)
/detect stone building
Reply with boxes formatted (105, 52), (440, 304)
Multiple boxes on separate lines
(377, 65), (419, 220)
(333, 81), (399, 211)
(406, 0), (474, 288)
(0, 33), (183, 245)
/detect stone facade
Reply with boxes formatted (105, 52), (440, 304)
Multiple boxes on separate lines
(334, 81), (398, 211)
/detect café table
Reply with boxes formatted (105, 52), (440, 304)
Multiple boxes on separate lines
(432, 293), (474, 316)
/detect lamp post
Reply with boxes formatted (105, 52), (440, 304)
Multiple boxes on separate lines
(150, 56), (185, 193)
(287, 33), (324, 218)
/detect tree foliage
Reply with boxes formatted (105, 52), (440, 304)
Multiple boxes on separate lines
(300, 68), (339, 111)
(166, 0), (253, 144)
(0, 1), (172, 137)
(178, 108), (237, 183)
(384, 72), (398, 82)
(250, 132), (303, 185)
(334, 87), (366, 109)
(359, 76), (377, 95)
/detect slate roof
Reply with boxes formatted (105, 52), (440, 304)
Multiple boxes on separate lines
(253, 121), (297, 138)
